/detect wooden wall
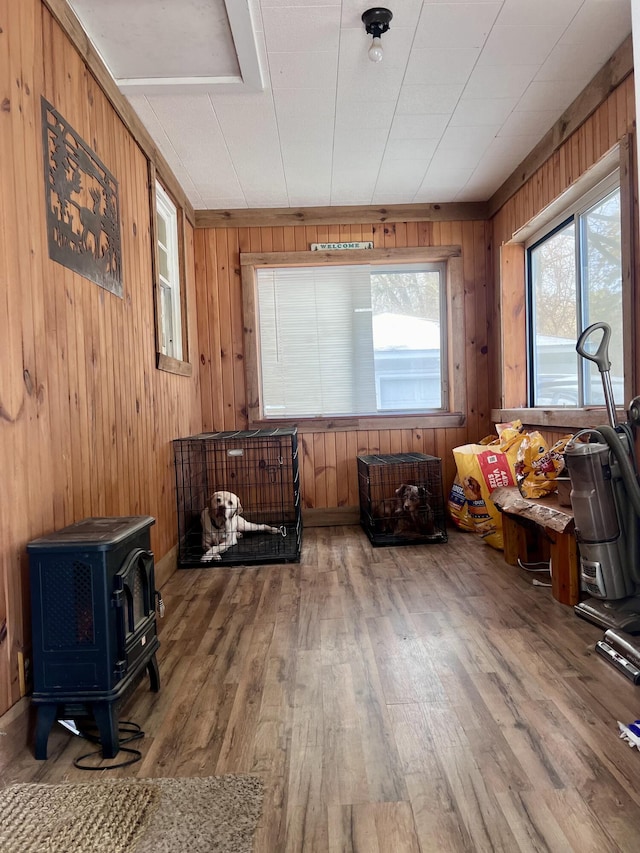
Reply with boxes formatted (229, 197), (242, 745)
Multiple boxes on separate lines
(0, 0), (201, 714)
(194, 220), (493, 516)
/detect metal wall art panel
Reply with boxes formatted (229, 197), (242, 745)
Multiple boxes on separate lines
(41, 97), (122, 297)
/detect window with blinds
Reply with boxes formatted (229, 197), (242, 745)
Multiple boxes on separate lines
(255, 262), (446, 418)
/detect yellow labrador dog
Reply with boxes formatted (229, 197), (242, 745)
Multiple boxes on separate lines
(201, 490), (279, 562)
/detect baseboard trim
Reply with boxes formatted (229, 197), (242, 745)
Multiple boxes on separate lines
(303, 507), (360, 527)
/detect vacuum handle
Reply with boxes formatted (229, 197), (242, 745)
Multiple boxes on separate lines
(576, 322), (617, 427)
(576, 322), (611, 373)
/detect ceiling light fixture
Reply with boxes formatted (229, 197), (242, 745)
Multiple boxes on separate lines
(362, 8), (393, 63)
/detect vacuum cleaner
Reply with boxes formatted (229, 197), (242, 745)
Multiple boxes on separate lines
(563, 322), (640, 681)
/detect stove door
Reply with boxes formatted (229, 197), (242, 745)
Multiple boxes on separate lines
(113, 548), (155, 676)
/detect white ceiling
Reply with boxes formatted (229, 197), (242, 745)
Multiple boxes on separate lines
(67, 0), (632, 211)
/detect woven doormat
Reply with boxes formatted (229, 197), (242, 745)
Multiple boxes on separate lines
(0, 775), (264, 853)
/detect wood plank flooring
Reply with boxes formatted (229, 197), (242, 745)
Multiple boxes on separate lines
(2, 526), (640, 851)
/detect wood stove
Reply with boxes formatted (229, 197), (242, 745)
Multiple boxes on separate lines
(27, 516), (160, 759)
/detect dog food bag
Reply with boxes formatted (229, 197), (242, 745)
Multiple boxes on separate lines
(447, 433), (495, 531)
(447, 474), (475, 531)
(498, 426), (528, 475)
(495, 419), (523, 437)
(448, 423), (524, 533)
(452, 443), (518, 550)
(516, 433), (573, 499)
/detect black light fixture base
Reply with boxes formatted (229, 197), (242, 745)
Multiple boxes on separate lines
(362, 8), (393, 38)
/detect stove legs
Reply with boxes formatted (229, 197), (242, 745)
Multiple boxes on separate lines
(92, 703), (119, 758)
(34, 701), (119, 759)
(34, 704), (59, 760)
(148, 653), (160, 692)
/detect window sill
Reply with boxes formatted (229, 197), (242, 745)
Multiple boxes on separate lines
(248, 412), (466, 432)
(492, 407), (625, 430)
(156, 352), (193, 377)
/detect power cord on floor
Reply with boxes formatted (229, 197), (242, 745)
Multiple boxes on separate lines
(517, 557), (551, 573)
(59, 719), (146, 770)
(516, 558), (553, 588)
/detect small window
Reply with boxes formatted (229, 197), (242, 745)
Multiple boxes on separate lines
(255, 262), (447, 418)
(155, 181), (183, 360)
(527, 173), (622, 407)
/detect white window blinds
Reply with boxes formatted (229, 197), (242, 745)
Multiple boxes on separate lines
(257, 265), (376, 417)
(256, 263), (445, 418)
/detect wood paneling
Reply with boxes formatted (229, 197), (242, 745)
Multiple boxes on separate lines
(195, 221), (493, 515)
(0, 0), (201, 714)
(500, 243), (527, 409)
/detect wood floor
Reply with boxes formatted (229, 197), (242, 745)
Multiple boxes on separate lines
(2, 526), (640, 851)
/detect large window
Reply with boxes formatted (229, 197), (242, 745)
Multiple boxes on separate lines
(242, 248), (465, 428)
(527, 173), (622, 408)
(256, 263), (445, 418)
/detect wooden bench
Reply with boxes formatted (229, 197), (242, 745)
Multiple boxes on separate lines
(491, 486), (580, 606)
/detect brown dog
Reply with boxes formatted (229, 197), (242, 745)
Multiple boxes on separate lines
(394, 483), (435, 535)
(374, 484), (434, 536)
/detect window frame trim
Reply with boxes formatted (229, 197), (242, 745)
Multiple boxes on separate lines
(240, 246), (466, 431)
(150, 165), (192, 377)
(524, 169), (621, 251)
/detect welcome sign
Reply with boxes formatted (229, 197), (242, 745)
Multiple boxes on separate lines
(310, 241), (373, 251)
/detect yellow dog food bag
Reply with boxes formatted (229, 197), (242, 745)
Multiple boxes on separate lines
(515, 433), (573, 499)
(449, 422), (524, 539)
(452, 442), (519, 550)
(447, 433), (497, 531)
(447, 475), (475, 531)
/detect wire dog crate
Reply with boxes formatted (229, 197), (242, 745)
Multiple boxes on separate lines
(173, 428), (301, 567)
(358, 452), (447, 547)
